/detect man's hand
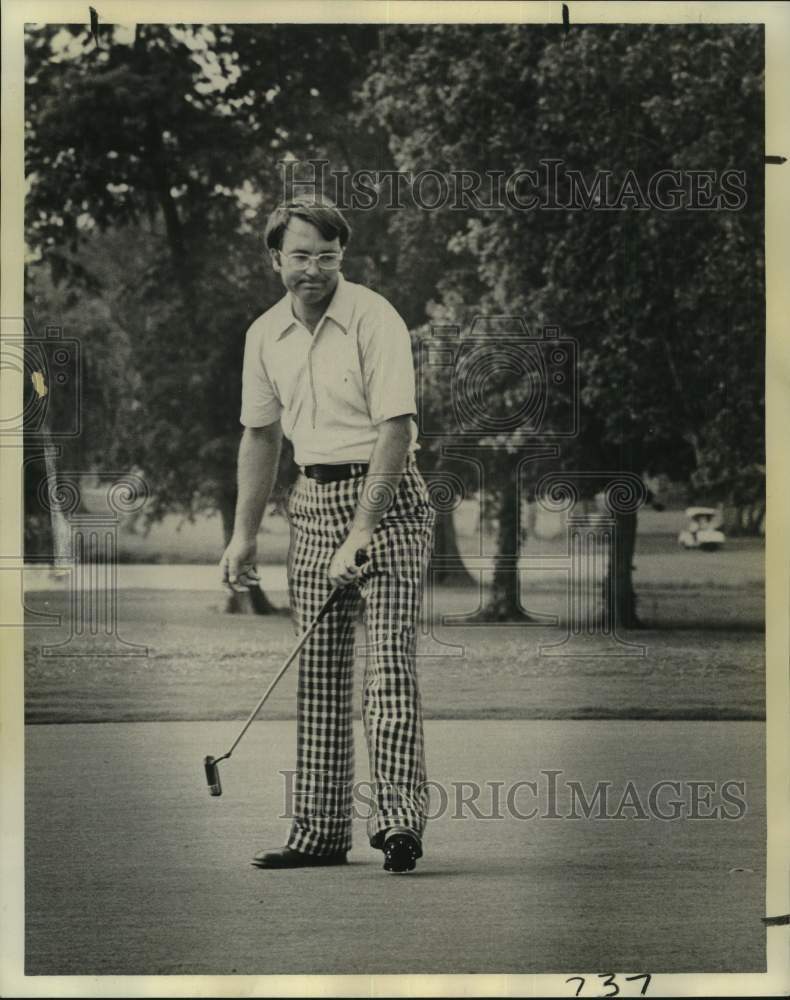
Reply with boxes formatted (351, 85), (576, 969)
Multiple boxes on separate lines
(328, 528), (372, 588)
(220, 535), (260, 593)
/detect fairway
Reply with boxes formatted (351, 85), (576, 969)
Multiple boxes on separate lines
(24, 568), (764, 723)
(25, 590), (765, 722)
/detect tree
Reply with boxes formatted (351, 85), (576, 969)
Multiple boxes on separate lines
(362, 23), (764, 625)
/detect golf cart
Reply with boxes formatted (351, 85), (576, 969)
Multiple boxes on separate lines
(678, 507), (726, 551)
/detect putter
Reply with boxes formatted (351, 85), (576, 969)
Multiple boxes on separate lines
(204, 547), (369, 796)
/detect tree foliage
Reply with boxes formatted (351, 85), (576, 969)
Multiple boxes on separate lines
(362, 23), (764, 622)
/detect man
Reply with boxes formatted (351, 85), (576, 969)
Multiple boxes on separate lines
(220, 196), (436, 874)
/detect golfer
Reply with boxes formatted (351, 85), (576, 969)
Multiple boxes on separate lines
(220, 196), (436, 873)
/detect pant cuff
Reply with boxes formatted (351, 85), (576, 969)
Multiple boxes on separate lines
(287, 821), (352, 856)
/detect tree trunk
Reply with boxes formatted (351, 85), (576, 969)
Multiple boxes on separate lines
(726, 500), (765, 537)
(481, 467), (536, 622)
(604, 510), (642, 629)
(144, 110), (199, 335)
(219, 491), (278, 616)
(430, 508), (476, 586)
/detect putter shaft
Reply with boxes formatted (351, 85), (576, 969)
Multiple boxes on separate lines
(204, 548), (369, 789)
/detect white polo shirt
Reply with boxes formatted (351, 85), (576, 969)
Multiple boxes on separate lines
(240, 274), (419, 466)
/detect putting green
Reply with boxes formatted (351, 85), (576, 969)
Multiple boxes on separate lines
(24, 720), (766, 976)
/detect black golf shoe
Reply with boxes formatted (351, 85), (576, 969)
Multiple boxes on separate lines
(251, 846), (347, 869)
(382, 831), (422, 873)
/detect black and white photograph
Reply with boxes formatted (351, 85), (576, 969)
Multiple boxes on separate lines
(1, 1), (788, 995)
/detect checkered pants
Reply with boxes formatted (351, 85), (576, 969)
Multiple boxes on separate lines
(284, 456), (436, 856)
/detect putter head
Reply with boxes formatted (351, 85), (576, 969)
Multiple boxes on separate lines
(204, 755), (222, 796)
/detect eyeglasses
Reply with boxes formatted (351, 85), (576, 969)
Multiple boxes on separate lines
(278, 251), (344, 271)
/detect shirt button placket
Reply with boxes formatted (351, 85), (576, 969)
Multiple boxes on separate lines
(307, 323), (320, 429)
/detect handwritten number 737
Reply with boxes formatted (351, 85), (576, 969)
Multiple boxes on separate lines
(565, 973), (652, 996)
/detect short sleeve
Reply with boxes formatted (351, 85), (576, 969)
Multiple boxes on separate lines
(240, 321), (282, 427)
(360, 301), (417, 425)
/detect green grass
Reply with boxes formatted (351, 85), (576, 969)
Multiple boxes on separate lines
(24, 583), (764, 723)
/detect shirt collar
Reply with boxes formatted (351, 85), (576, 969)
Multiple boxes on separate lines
(275, 273), (353, 340)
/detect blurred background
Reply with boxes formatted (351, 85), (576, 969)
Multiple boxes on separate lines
(23, 21), (764, 632)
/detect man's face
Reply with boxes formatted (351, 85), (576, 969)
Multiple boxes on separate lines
(273, 217), (342, 309)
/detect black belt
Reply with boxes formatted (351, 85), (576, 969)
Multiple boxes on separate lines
(303, 463), (369, 483)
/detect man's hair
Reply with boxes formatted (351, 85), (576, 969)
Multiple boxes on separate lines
(264, 195), (352, 251)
